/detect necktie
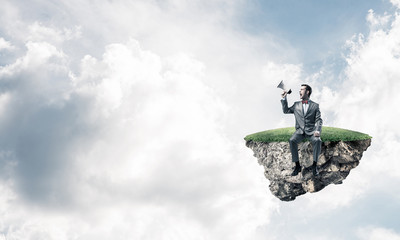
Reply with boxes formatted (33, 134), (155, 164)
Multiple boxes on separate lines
(302, 100), (308, 104)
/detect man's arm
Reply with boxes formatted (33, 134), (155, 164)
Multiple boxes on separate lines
(281, 96), (294, 114)
(314, 104), (323, 137)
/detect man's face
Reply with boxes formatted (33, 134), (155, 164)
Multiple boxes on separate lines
(299, 86), (308, 100)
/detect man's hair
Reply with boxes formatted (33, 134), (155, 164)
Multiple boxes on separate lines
(301, 84), (312, 97)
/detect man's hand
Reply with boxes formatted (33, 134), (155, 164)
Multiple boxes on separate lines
(281, 91), (288, 98)
(314, 131), (320, 137)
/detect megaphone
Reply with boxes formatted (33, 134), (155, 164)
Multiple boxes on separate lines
(277, 80), (292, 94)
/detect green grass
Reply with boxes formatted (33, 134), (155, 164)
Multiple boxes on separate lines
(244, 127), (372, 143)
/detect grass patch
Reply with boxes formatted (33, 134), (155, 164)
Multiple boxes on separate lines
(244, 126), (372, 143)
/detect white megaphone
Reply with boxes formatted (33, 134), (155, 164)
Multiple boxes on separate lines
(277, 80), (292, 94)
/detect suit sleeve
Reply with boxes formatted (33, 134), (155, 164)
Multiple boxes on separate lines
(281, 98), (295, 114)
(315, 104), (323, 132)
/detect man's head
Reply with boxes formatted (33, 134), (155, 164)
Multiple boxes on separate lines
(300, 84), (312, 100)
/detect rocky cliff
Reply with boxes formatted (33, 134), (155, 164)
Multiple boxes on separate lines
(245, 139), (371, 201)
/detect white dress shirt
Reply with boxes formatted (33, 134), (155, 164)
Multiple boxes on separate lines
(302, 101), (309, 114)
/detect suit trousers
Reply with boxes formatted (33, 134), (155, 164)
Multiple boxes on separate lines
(289, 133), (322, 163)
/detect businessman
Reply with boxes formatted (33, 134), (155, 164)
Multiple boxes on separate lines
(281, 84), (323, 176)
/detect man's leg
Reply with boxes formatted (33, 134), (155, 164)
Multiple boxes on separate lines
(289, 133), (305, 176)
(309, 135), (322, 163)
(289, 133), (305, 162)
(309, 135), (322, 176)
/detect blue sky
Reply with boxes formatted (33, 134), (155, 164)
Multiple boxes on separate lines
(240, 0), (395, 75)
(0, 0), (400, 239)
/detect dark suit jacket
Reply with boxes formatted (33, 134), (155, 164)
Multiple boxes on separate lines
(281, 98), (323, 135)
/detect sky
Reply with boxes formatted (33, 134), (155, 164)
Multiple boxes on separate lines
(0, 0), (400, 239)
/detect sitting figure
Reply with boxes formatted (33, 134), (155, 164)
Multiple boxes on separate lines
(281, 84), (323, 176)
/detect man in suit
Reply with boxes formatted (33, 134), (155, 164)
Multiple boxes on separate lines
(281, 84), (323, 176)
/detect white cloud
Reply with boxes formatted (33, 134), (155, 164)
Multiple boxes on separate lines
(0, 7), (280, 237)
(67, 38), (278, 239)
(0, 38), (14, 51)
(391, 0), (400, 9)
(27, 22), (82, 45)
(366, 9), (392, 31)
(330, 6), (400, 179)
(357, 226), (400, 240)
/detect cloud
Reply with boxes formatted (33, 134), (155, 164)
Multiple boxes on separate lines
(27, 22), (82, 45)
(0, 38), (14, 51)
(0, 4), (281, 236)
(67, 37), (279, 239)
(391, 0), (400, 9)
(357, 226), (400, 240)
(328, 4), (400, 180)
